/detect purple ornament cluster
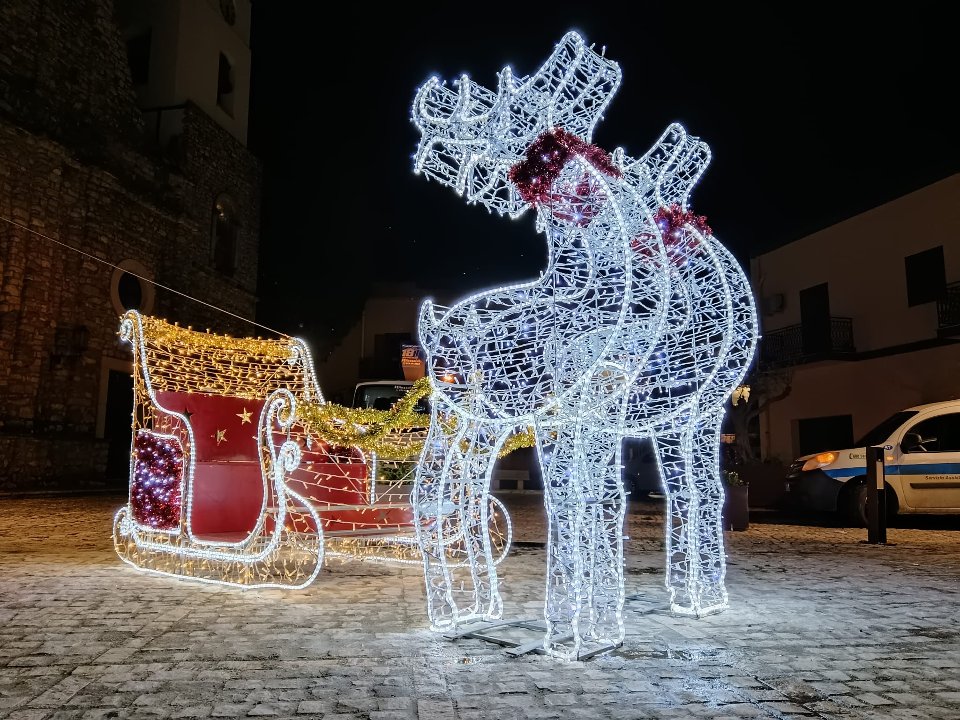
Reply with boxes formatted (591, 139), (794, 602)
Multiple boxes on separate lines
(131, 430), (184, 530)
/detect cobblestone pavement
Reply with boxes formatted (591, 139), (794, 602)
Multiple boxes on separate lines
(1, 493), (959, 719)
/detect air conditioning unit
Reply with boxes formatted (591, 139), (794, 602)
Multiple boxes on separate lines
(761, 293), (785, 316)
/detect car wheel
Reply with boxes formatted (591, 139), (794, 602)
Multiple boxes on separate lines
(884, 487), (899, 523)
(845, 481), (869, 528)
(845, 481), (899, 528)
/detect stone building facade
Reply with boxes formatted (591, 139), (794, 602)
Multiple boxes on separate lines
(0, 0), (261, 491)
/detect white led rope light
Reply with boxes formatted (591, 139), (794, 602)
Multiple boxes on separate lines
(411, 31), (758, 660)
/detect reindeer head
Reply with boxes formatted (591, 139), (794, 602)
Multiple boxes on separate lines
(412, 32), (622, 218)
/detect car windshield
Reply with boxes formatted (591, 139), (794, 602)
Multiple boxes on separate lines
(854, 411), (919, 447)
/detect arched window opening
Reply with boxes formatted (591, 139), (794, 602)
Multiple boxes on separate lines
(117, 271), (144, 310)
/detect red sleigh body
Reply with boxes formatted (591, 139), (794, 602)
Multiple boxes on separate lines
(112, 311), (421, 589)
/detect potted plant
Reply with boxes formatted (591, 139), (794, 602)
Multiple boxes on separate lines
(722, 470), (749, 531)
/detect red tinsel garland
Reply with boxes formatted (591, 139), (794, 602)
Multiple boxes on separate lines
(509, 130), (712, 257)
(652, 204), (712, 239)
(630, 204), (712, 264)
(508, 127), (621, 206)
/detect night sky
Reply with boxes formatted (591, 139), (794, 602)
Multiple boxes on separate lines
(248, 6), (956, 350)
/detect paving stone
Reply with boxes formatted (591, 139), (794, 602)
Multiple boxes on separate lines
(209, 705), (249, 717)
(2, 495), (960, 719)
(244, 706), (277, 716)
(3, 711), (53, 720)
(294, 701), (327, 715)
(169, 708), (212, 718)
(858, 692), (896, 705)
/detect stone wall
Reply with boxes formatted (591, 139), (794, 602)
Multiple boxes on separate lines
(163, 103), (261, 335)
(0, 436), (110, 494)
(0, 0), (144, 153)
(0, 0), (261, 492)
(0, 124), (166, 434)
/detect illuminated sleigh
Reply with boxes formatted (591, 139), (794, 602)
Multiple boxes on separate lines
(112, 311), (512, 589)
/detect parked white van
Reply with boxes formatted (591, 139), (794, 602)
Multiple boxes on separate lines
(352, 380), (427, 413)
(784, 400), (960, 525)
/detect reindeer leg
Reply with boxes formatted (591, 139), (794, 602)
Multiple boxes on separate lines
(412, 408), (463, 630)
(688, 408), (728, 614)
(653, 409), (728, 616)
(537, 428), (584, 657)
(540, 425), (584, 658)
(540, 418), (624, 659)
(450, 420), (506, 622)
(579, 425), (626, 648)
(413, 410), (504, 630)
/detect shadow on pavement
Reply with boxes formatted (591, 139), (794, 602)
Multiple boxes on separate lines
(618, 492), (960, 532)
(747, 507), (960, 531)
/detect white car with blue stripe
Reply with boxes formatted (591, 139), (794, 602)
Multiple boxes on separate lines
(785, 400), (960, 525)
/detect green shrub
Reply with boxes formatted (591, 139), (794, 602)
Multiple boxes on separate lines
(722, 470), (747, 487)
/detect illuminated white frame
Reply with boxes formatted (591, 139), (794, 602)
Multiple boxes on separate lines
(113, 311), (513, 589)
(411, 31), (759, 660)
(113, 311), (343, 588)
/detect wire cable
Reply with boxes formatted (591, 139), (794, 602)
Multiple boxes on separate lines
(0, 214), (290, 338)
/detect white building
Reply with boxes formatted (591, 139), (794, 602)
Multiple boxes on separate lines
(316, 284), (448, 405)
(115, 0), (252, 145)
(751, 174), (960, 463)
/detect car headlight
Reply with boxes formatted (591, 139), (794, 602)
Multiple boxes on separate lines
(801, 451), (838, 472)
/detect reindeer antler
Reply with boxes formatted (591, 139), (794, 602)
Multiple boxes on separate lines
(412, 32), (622, 218)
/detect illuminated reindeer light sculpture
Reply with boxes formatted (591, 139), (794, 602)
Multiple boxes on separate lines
(411, 32), (758, 660)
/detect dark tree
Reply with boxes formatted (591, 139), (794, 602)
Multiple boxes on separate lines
(727, 368), (793, 463)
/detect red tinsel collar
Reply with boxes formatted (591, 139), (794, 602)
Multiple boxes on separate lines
(652, 204), (712, 239)
(508, 128), (621, 206)
(630, 204), (713, 262)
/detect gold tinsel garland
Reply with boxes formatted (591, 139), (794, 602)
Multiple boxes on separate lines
(498, 428), (538, 457)
(298, 377), (432, 460)
(298, 377), (536, 461)
(129, 314), (536, 461)
(138, 314), (292, 358)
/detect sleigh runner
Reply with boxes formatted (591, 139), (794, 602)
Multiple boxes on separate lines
(113, 310), (511, 589)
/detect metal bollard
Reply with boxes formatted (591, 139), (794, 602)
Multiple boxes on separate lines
(866, 445), (887, 544)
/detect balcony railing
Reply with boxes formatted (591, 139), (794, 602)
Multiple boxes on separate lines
(760, 317), (855, 367)
(937, 281), (960, 336)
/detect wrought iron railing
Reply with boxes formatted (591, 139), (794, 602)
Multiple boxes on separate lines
(760, 317), (855, 367)
(937, 281), (960, 332)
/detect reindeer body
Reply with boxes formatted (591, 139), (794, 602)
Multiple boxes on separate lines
(411, 33), (758, 660)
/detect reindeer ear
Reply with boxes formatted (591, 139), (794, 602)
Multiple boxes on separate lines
(540, 33), (622, 143)
(656, 137), (711, 210)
